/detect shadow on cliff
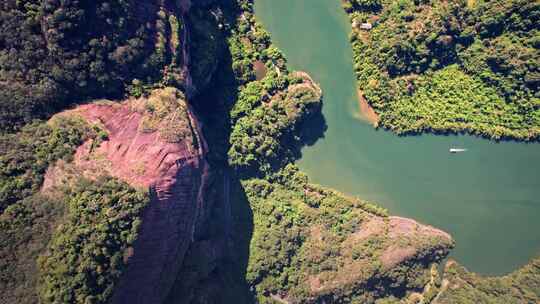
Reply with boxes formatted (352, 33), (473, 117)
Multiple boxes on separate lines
(163, 10), (254, 300)
(164, 1), (327, 302)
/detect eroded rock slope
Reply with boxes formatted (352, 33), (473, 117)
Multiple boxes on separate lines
(47, 88), (218, 304)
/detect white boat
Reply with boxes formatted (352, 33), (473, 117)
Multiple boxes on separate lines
(450, 148), (467, 153)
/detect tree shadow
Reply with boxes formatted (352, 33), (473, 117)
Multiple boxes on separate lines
(163, 169), (253, 304)
(298, 106), (328, 149)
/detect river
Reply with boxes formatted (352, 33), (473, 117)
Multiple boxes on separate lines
(254, 0), (540, 275)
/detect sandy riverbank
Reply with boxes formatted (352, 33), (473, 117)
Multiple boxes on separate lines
(356, 89), (379, 126)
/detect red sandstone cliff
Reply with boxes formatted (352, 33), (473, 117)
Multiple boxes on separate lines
(47, 88), (215, 304)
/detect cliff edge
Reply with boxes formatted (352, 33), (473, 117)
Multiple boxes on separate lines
(46, 88), (215, 304)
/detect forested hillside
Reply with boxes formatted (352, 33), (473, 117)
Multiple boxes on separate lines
(200, 2), (455, 302)
(0, 116), (147, 303)
(0, 0), (188, 131)
(432, 258), (540, 303)
(344, 0), (540, 140)
(0, 0), (538, 303)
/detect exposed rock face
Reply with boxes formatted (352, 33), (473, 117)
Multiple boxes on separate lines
(380, 216), (452, 268)
(306, 213), (453, 301)
(242, 174), (454, 303)
(49, 89), (216, 304)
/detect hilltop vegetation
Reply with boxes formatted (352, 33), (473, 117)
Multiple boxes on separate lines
(0, 193), (64, 303)
(344, 0), (540, 140)
(38, 177), (148, 304)
(228, 69), (323, 176)
(0, 116), (147, 304)
(0, 116), (94, 303)
(0, 116), (105, 213)
(431, 258), (540, 303)
(0, 0), (538, 303)
(228, 4), (324, 177)
(234, 165), (452, 303)
(0, 176), (148, 304)
(0, 0), (187, 131)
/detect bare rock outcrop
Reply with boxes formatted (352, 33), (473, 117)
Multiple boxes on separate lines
(47, 88), (215, 304)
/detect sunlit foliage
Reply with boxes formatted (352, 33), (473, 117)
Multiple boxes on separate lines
(38, 176), (148, 304)
(344, 0), (540, 140)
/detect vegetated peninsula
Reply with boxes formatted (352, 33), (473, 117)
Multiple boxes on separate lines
(0, 1), (536, 304)
(343, 0), (539, 140)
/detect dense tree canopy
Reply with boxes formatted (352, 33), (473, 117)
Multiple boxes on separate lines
(0, 116), (104, 213)
(0, 193), (65, 303)
(0, 114), (147, 304)
(235, 164), (451, 303)
(38, 176), (148, 304)
(0, 0), (184, 130)
(223, 4), (324, 177)
(345, 0), (540, 140)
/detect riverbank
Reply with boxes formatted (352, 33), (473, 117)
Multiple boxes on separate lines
(356, 89), (379, 126)
(255, 0), (540, 276)
(343, 0), (540, 142)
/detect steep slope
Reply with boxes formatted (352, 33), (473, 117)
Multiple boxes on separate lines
(0, 1), (514, 304)
(44, 88), (218, 304)
(0, 1), (230, 302)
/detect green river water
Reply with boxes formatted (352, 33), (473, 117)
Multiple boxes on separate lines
(254, 0), (540, 275)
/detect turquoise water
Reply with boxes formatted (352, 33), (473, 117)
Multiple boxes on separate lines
(255, 0), (540, 275)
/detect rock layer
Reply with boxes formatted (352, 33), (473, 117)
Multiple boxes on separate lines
(52, 95), (212, 304)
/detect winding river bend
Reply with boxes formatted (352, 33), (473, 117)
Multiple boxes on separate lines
(255, 0), (540, 275)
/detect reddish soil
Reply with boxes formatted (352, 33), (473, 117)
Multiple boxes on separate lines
(309, 211), (453, 294)
(68, 102), (199, 189)
(388, 216), (451, 240)
(380, 245), (417, 268)
(380, 216), (452, 269)
(253, 60), (267, 80)
(310, 225), (323, 243)
(348, 216), (385, 241)
(309, 276), (323, 293)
